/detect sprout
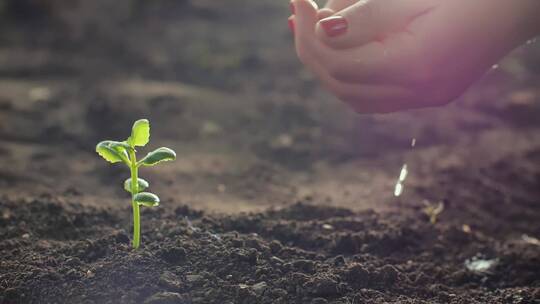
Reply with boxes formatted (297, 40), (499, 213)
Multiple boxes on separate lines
(422, 200), (444, 224)
(96, 119), (176, 249)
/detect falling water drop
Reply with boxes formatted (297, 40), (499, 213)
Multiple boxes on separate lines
(398, 164), (408, 181)
(394, 182), (404, 197)
(394, 138), (416, 197)
(465, 257), (498, 273)
(394, 164), (408, 197)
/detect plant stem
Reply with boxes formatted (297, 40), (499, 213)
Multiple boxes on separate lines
(132, 200), (140, 249)
(129, 149), (140, 249)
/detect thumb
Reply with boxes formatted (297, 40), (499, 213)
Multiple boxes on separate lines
(316, 0), (437, 49)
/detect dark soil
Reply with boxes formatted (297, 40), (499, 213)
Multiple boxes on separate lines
(1, 195), (540, 304)
(1, 0), (540, 303)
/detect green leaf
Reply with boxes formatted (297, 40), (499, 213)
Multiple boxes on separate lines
(109, 141), (132, 151)
(133, 192), (160, 207)
(96, 141), (128, 164)
(107, 141), (131, 161)
(124, 178), (149, 193)
(139, 147), (176, 167)
(127, 119), (150, 147)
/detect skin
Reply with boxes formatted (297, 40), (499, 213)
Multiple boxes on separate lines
(290, 0), (540, 114)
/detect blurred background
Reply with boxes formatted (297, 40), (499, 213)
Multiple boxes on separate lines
(0, 0), (539, 225)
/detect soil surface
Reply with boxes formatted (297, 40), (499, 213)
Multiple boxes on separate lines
(1, 0), (540, 303)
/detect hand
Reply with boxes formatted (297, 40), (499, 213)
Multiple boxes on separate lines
(317, 0), (357, 19)
(290, 0), (540, 114)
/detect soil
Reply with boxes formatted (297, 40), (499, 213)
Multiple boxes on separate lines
(1, 0), (540, 303)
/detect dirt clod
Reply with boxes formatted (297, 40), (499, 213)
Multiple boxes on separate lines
(144, 292), (190, 304)
(159, 246), (187, 264)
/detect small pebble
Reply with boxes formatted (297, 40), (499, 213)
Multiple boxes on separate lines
(159, 247), (187, 264)
(186, 274), (203, 283)
(159, 272), (182, 291)
(269, 240), (283, 254)
(251, 282), (267, 296)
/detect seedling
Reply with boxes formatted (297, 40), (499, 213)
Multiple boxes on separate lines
(422, 200), (444, 224)
(96, 119), (176, 249)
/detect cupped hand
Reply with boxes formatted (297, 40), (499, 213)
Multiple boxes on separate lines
(317, 0), (357, 20)
(290, 0), (540, 114)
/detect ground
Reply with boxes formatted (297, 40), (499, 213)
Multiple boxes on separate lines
(0, 1), (539, 303)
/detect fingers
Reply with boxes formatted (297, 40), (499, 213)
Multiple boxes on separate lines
(324, 0), (358, 11)
(320, 73), (420, 113)
(291, 0), (427, 114)
(293, 0), (319, 42)
(327, 34), (425, 86)
(316, 0), (438, 49)
(293, 0), (322, 69)
(318, 0), (358, 21)
(317, 8), (335, 20)
(293, 0), (396, 83)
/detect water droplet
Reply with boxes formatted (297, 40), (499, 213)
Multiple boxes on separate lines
(209, 232), (222, 241)
(398, 164), (408, 182)
(394, 182), (404, 197)
(322, 223), (334, 230)
(465, 257), (498, 273)
(394, 137), (416, 197)
(491, 64), (499, 70)
(394, 164), (408, 197)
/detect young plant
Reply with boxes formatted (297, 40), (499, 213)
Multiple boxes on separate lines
(422, 200), (445, 224)
(95, 119), (176, 249)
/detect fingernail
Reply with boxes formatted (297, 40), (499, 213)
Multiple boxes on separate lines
(319, 16), (348, 37)
(288, 16), (295, 35)
(290, 2), (295, 14)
